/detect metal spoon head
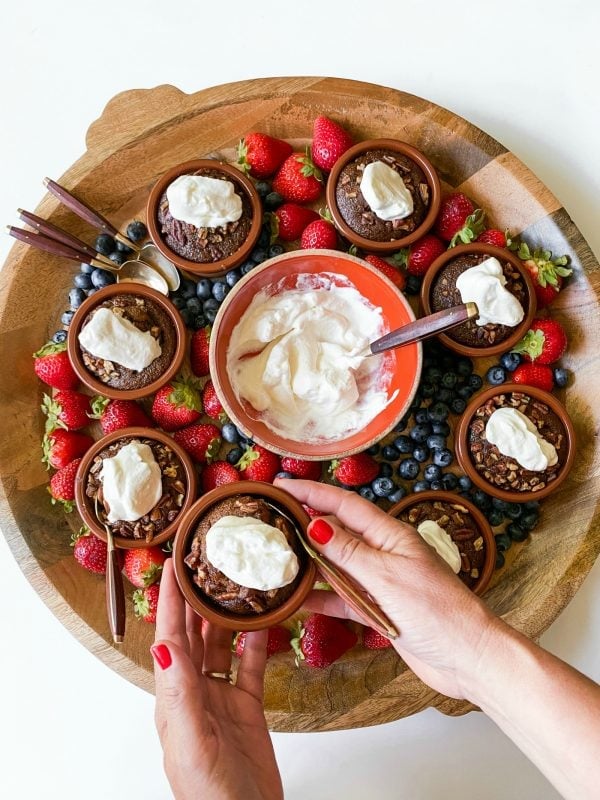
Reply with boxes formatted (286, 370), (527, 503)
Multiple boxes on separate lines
(138, 242), (181, 292)
(118, 257), (170, 295)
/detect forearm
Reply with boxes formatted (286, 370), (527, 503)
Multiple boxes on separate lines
(465, 619), (600, 800)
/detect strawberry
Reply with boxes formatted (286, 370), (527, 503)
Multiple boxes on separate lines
(42, 428), (93, 469)
(235, 625), (291, 658)
(281, 457), (322, 481)
(201, 461), (240, 492)
(364, 254), (406, 290)
(172, 422), (222, 464)
(190, 326), (211, 377)
(123, 546), (166, 588)
(362, 626), (393, 650)
(512, 318), (568, 365)
(272, 150), (323, 204)
(393, 234), (446, 277)
(511, 242), (572, 309)
(291, 614), (357, 668)
(329, 453), (379, 487)
(237, 444), (281, 482)
(300, 219), (337, 250)
(512, 363), (554, 392)
(434, 193), (485, 245)
(71, 526), (107, 575)
(237, 133), (293, 179)
(151, 378), (202, 431)
(42, 389), (91, 431)
(133, 583), (160, 624)
(202, 379), (227, 423)
(48, 457), (81, 512)
(311, 115), (353, 171)
(90, 396), (153, 434)
(273, 203), (320, 242)
(477, 228), (507, 248)
(33, 341), (79, 390)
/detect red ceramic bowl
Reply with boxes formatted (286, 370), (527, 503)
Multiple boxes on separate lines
(209, 249), (422, 459)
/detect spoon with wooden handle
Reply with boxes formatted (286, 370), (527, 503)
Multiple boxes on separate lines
(369, 302), (479, 355)
(94, 496), (126, 645)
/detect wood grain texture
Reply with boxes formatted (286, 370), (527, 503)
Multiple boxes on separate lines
(1, 77), (599, 732)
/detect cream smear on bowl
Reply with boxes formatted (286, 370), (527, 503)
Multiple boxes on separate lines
(226, 272), (394, 443)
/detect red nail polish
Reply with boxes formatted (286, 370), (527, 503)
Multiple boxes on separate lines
(309, 518), (334, 544)
(150, 643), (172, 670)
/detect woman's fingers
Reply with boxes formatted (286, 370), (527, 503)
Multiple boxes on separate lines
(186, 604), (205, 674)
(302, 588), (364, 623)
(155, 559), (191, 656)
(202, 622), (234, 676)
(236, 629), (268, 702)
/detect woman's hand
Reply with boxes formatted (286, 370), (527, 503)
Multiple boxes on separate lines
(152, 559), (283, 800)
(278, 478), (499, 699)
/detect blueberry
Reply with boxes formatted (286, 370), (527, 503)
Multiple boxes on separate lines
(203, 298), (220, 315)
(524, 500), (541, 511)
(414, 408), (429, 424)
(410, 423), (432, 443)
(505, 503), (523, 520)
(61, 309), (75, 326)
(226, 446), (243, 465)
(80, 262), (94, 275)
(275, 471), (294, 480)
(258, 228), (270, 248)
(430, 480), (444, 491)
(508, 523), (528, 542)
(365, 443), (380, 456)
(425, 367), (443, 384)
(398, 458), (419, 480)
(388, 487), (406, 504)
(495, 551), (506, 569)
(95, 233), (116, 255)
(500, 351), (521, 372)
(241, 261), (255, 275)
(126, 220), (147, 242)
(359, 486), (376, 502)
(255, 180), (272, 198)
(85, 288), (99, 297)
(435, 388), (453, 404)
(457, 385), (474, 400)
(225, 269), (242, 288)
(441, 472), (458, 491)
(394, 416), (409, 432)
(413, 480), (430, 493)
(68, 287), (86, 309)
(205, 307), (219, 323)
(424, 463), (442, 482)
(172, 296), (186, 310)
(264, 191), (284, 211)
(180, 278), (197, 299)
(554, 367), (569, 388)
(51, 329), (67, 344)
(471, 489), (490, 510)
(268, 244), (285, 258)
(412, 445), (429, 463)
(426, 434), (446, 451)
(192, 314), (207, 330)
(108, 250), (124, 266)
(372, 476), (395, 497)
(180, 308), (194, 327)
(431, 421), (451, 436)
(212, 282), (230, 303)
(186, 297), (202, 314)
(115, 240), (133, 255)
(427, 402), (449, 423)
(91, 268), (116, 288)
(456, 358), (473, 377)
(73, 273), (92, 290)
(468, 374), (484, 390)
(382, 444), (400, 461)
(486, 365), (507, 386)
(458, 474), (472, 491)
(420, 382), (436, 398)
(442, 372), (458, 389)
(380, 463), (393, 478)
(495, 532), (511, 551)
(487, 508), (505, 527)
(394, 435), (413, 454)
(491, 497), (509, 511)
(520, 511), (540, 531)
(251, 247), (268, 264)
(433, 448), (453, 468)
(405, 274), (422, 295)
(450, 397), (466, 414)
(196, 279), (212, 299)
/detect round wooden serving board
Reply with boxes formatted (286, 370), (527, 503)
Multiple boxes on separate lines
(1, 77), (599, 732)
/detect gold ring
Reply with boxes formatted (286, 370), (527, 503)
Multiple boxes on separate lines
(203, 670), (233, 683)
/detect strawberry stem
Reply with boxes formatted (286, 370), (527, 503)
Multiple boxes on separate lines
(449, 208), (486, 248)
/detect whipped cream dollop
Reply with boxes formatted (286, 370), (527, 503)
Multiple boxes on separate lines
(205, 515), (299, 591)
(417, 519), (462, 573)
(485, 407), (558, 472)
(456, 257), (524, 327)
(99, 440), (163, 523)
(166, 174), (242, 228)
(78, 307), (162, 372)
(360, 161), (414, 221)
(226, 273), (392, 443)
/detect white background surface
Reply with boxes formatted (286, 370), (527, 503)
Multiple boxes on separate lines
(1, 2), (599, 798)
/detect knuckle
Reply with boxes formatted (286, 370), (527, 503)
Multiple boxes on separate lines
(336, 534), (362, 567)
(162, 682), (187, 713)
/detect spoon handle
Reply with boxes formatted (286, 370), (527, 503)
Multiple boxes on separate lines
(105, 532), (126, 644)
(6, 225), (116, 271)
(370, 303), (478, 355)
(17, 209), (98, 258)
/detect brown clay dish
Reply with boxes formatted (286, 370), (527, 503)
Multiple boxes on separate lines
(455, 384), (576, 503)
(146, 158), (262, 277)
(325, 138), (441, 252)
(75, 427), (198, 549)
(388, 490), (496, 595)
(67, 283), (187, 400)
(172, 481), (316, 631)
(420, 243), (537, 358)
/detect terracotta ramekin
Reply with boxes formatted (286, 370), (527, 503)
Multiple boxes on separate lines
(455, 383), (576, 503)
(209, 248), (422, 460)
(75, 427), (198, 550)
(172, 481), (317, 631)
(67, 283), (187, 400)
(420, 243), (537, 358)
(146, 158), (262, 277)
(388, 490), (496, 596)
(325, 138), (441, 253)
